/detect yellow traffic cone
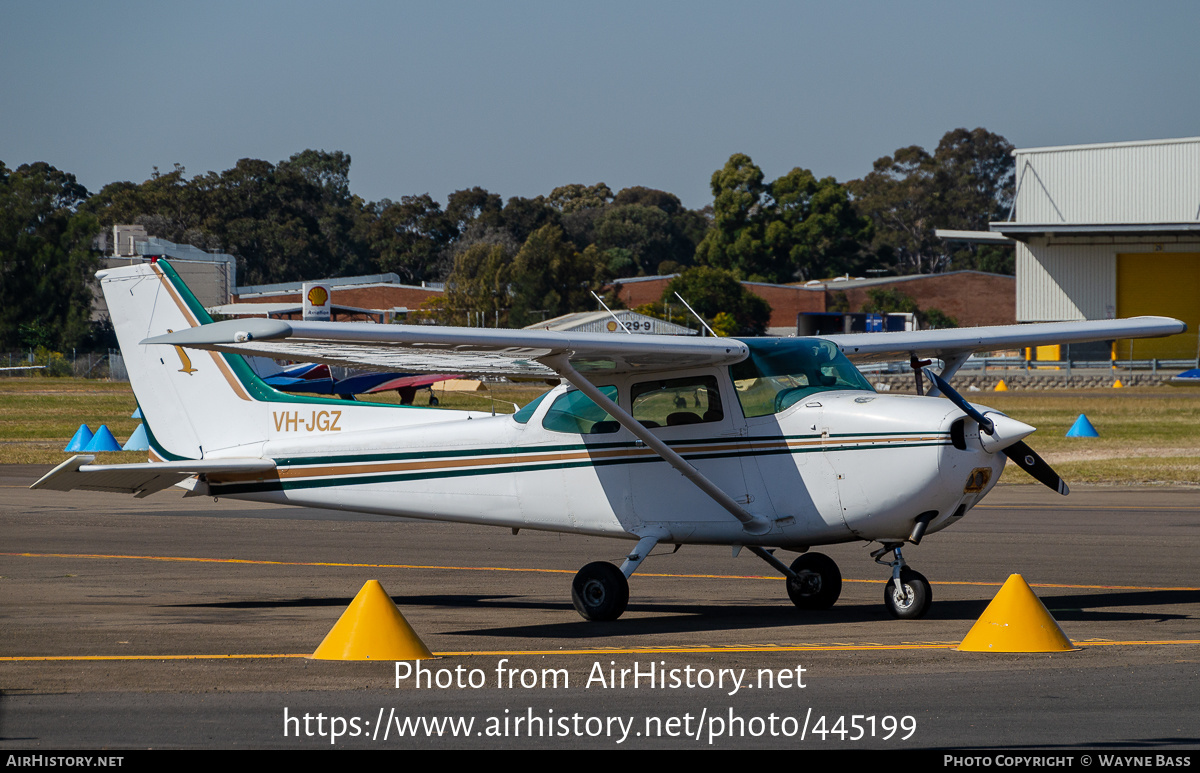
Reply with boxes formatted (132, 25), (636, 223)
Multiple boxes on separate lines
(957, 574), (1075, 652)
(1113, 379), (1124, 388)
(994, 379), (1008, 392)
(312, 580), (434, 661)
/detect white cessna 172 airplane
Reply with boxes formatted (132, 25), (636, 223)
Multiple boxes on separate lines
(34, 260), (1185, 621)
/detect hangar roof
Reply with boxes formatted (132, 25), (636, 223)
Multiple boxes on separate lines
(989, 222), (1200, 242)
(1013, 136), (1200, 155)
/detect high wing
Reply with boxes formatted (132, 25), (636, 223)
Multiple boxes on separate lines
(143, 315), (1185, 379)
(142, 318), (751, 378)
(32, 455), (277, 498)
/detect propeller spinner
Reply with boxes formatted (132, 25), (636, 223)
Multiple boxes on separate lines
(923, 368), (1069, 496)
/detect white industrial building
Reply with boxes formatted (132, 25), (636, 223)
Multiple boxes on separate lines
(94, 233), (238, 322)
(989, 136), (1200, 360)
(528, 310), (697, 336)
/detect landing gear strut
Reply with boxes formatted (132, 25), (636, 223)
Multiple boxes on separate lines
(873, 543), (932, 619)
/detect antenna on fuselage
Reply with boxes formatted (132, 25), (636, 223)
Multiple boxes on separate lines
(673, 292), (718, 337)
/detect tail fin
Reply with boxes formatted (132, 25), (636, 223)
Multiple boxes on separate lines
(101, 259), (274, 460)
(103, 259), (446, 461)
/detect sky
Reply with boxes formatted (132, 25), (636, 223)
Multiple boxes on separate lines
(3, 1), (1199, 210)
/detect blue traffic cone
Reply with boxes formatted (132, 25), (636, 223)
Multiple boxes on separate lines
(131, 407), (142, 419)
(65, 424), (94, 452)
(1066, 414), (1099, 437)
(83, 425), (123, 452)
(122, 423), (149, 451)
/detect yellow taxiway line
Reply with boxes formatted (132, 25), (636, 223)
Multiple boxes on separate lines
(4, 551), (1199, 592)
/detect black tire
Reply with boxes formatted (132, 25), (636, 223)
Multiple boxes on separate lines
(884, 568), (932, 619)
(786, 552), (842, 610)
(429, 395), (440, 406)
(571, 561), (629, 621)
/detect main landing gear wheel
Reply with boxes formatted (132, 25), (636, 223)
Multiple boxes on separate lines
(786, 552), (842, 610)
(884, 568), (932, 619)
(571, 561), (629, 621)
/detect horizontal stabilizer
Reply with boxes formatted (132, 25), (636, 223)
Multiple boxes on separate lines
(31, 455), (277, 498)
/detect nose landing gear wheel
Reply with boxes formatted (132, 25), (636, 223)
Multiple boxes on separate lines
(786, 552), (842, 610)
(884, 568), (931, 619)
(571, 561), (629, 621)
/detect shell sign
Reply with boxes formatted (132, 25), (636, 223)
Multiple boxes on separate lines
(307, 286), (329, 307)
(303, 283), (332, 321)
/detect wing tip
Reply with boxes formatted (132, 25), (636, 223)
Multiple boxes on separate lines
(30, 454), (95, 490)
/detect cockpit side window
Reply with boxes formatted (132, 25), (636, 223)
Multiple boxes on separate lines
(631, 375), (723, 428)
(541, 386), (620, 434)
(730, 338), (874, 418)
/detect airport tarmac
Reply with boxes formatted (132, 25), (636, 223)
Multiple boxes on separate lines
(2, 464), (1198, 749)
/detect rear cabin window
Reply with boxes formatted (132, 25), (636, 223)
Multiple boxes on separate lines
(541, 386), (620, 435)
(631, 375), (724, 428)
(730, 338), (874, 418)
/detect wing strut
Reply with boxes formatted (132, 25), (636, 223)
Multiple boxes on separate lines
(542, 354), (771, 536)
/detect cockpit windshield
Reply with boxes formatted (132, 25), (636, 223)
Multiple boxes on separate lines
(729, 338), (875, 418)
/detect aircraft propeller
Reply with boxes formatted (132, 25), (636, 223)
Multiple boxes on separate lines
(923, 368), (1069, 496)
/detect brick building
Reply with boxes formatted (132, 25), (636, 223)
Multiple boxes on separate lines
(610, 271), (1015, 334)
(234, 274), (443, 321)
(814, 271), (1016, 328)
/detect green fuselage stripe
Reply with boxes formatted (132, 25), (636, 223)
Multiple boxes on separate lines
(210, 435), (951, 495)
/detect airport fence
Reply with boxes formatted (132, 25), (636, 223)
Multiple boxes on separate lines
(0, 350), (128, 380)
(851, 355), (1200, 392)
(867, 356), (1199, 376)
(2, 349), (1195, 386)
